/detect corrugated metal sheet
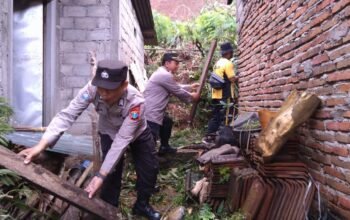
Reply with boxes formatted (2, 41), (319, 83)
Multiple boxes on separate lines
(5, 132), (93, 156)
(131, 0), (157, 45)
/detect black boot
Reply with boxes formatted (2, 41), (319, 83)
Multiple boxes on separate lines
(132, 196), (161, 220)
(158, 145), (177, 155)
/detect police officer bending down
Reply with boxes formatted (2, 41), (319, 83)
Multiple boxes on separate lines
(19, 60), (161, 220)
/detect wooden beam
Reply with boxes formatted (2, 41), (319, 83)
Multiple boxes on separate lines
(257, 91), (321, 162)
(0, 146), (119, 220)
(89, 51), (102, 173)
(189, 40), (217, 124)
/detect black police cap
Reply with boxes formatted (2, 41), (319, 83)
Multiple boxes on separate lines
(92, 59), (128, 89)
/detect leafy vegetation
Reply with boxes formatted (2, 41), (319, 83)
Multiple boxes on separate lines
(170, 127), (204, 147)
(218, 167), (231, 184)
(0, 97), (13, 135)
(152, 2), (237, 52)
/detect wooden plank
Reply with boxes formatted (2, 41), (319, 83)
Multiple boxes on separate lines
(189, 40), (217, 124)
(89, 51), (102, 172)
(0, 146), (119, 220)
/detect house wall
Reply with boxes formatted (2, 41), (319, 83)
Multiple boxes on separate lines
(0, 0), (10, 98)
(236, 0), (350, 218)
(58, 0), (145, 134)
(0, 0), (147, 134)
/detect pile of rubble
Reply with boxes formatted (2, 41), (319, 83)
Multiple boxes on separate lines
(186, 91), (321, 219)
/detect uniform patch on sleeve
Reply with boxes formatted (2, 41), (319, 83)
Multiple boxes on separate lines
(81, 92), (91, 101)
(129, 106), (141, 121)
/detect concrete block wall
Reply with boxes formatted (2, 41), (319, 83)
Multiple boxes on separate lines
(0, 0), (9, 97)
(236, 0), (350, 218)
(58, 0), (145, 135)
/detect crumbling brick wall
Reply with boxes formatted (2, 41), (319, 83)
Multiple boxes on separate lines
(236, 0), (350, 218)
(58, 0), (145, 135)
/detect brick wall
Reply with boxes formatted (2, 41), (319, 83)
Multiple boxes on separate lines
(58, 0), (145, 135)
(0, 0), (9, 97)
(236, 0), (350, 218)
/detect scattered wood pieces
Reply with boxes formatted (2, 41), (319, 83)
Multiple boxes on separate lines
(190, 177), (207, 197)
(199, 181), (209, 204)
(0, 146), (119, 219)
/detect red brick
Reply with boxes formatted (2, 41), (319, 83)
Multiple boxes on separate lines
(314, 142), (349, 156)
(325, 98), (347, 107)
(343, 111), (350, 118)
(324, 166), (346, 181)
(324, 39), (343, 50)
(315, 0), (334, 12)
(309, 119), (326, 130)
(314, 63), (336, 76)
(294, 5), (308, 19)
(311, 9), (332, 27)
(328, 44), (350, 60)
(314, 110), (333, 119)
(311, 86), (334, 95)
(310, 169), (326, 184)
(326, 121), (350, 131)
(320, 185), (338, 203)
(328, 203), (350, 219)
(336, 83), (350, 92)
(331, 156), (350, 169)
(300, 146), (314, 157)
(332, 0), (350, 14)
(308, 0), (319, 8)
(335, 133), (350, 144)
(346, 171), (350, 184)
(339, 195), (350, 210)
(308, 78), (326, 87)
(330, 145), (349, 157)
(337, 58), (350, 70)
(328, 202), (350, 219)
(301, 45), (323, 61)
(343, 4), (350, 18)
(303, 157), (322, 170)
(327, 70), (350, 82)
(312, 151), (332, 165)
(343, 34), (350, 44)
(287, 1), (299, 16)
(312, 54), (330, 66)
(326, 176), (350, 194)
(311, 130), (336, 142)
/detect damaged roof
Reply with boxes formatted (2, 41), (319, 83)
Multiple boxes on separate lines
(132, 0), (158, 45)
